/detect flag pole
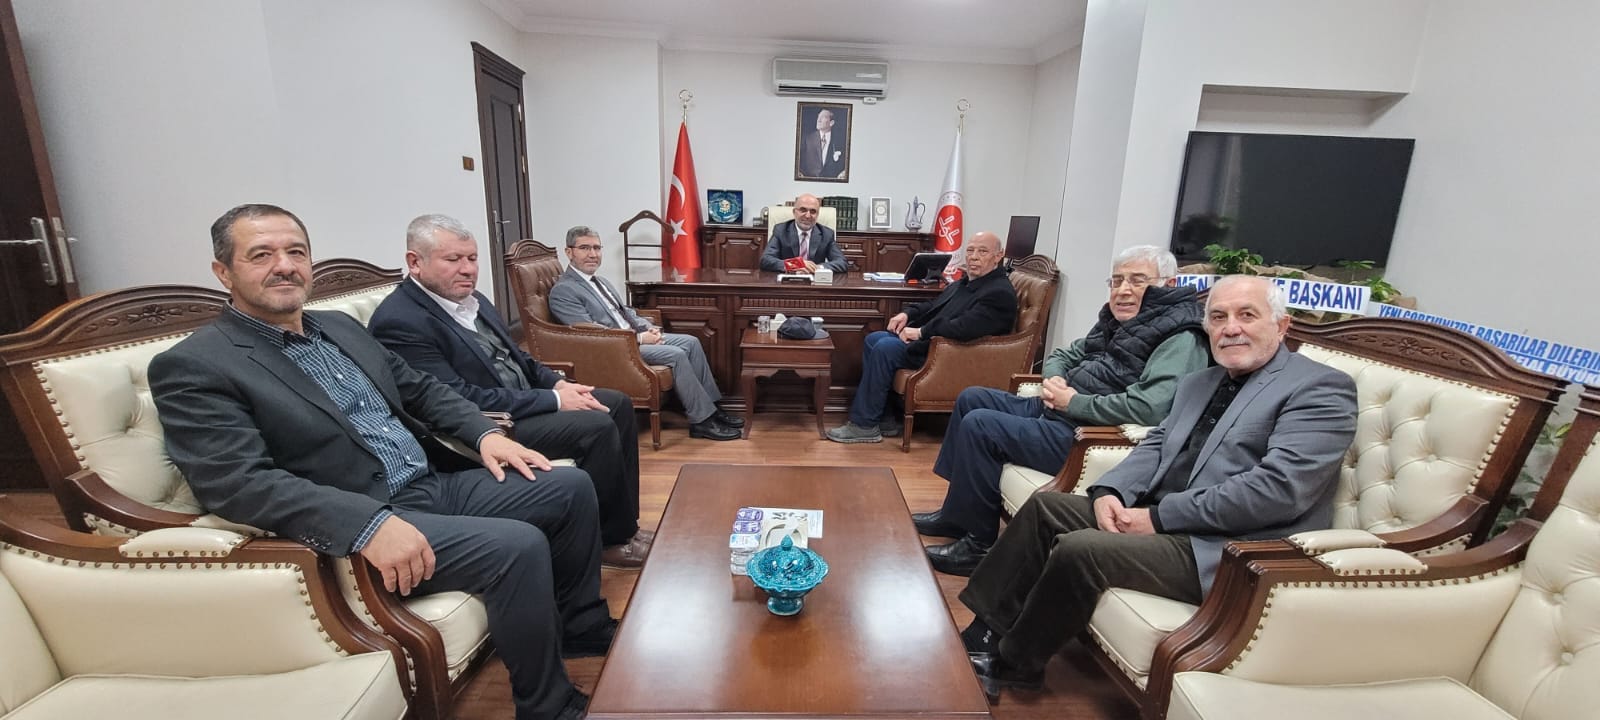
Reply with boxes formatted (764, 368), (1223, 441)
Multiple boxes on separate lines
(679, 89), (692, 121)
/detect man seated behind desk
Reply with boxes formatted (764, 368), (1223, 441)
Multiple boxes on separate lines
(547, 225), (744, 441)
(759, 193), (848, 274)
(150, 204), (609, 720)
(956, 275), (1358, 694)
(826, 230), (1017, 444)
(368, 214), (654, 568)
(918, 245), (1211, 575)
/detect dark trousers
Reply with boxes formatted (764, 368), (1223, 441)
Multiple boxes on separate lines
(932, 387), (1077, 542)
(512, 387), (641, 545)
(848, 330), (919, 426)
(392, 466), (609, 720)
(959, 493), (1201, 672)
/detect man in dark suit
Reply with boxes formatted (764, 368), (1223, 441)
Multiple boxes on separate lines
(759, 193), (848, 273)
(150, 204), (606, 720)
(957, 275), (1358, 694)
(547, 225), (742, 441)
(798, 107), (848, 179)
(368, 214), (653, 567)
(826, 231), (1017, 444)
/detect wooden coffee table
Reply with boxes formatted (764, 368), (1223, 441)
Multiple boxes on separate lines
(588, 464), (992, 719)
(739, 328), (833, 439)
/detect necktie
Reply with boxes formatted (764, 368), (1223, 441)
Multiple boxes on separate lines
(820, 133), (829, 162)
(591, 276), (628, 324)
(799, 230), (810, 260)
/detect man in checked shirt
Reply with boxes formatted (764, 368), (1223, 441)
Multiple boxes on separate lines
(150, 203), (605, 720)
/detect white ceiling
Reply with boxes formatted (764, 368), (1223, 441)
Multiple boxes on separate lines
(478, 0), (1088, 65)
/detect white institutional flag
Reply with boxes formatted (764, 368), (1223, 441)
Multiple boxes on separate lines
(934, 125), (964, 277)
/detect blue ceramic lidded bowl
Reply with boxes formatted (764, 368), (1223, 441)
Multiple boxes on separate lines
(746, 536), (829, 616)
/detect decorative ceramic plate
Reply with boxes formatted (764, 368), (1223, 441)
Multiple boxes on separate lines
(707, 189), (743, 224)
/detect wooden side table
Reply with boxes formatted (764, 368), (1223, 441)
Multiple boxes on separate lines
(739, 328), (833, 438)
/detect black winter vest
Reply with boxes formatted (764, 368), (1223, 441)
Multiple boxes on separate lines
(1063, 285), (1206, 396)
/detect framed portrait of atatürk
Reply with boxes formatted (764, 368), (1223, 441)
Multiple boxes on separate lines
(794, 102), (852, 183)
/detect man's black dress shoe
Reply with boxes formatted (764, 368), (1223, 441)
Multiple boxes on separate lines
(969, 651), (1044, 692)
(689, 418), (740, 441)
(925, 534), (992, 576)
(562, 617), (618, 658)
(911, 510), (964, 539)
(554, 688), (590, 720)
(712, 408), (745, 428)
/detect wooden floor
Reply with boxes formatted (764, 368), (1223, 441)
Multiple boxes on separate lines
(5, 411), (1138, 720)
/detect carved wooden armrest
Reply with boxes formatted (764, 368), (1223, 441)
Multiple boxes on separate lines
(1042, 428), (1139, 494)
(637, 308), (663, 325)
(60, 469), (203, 534)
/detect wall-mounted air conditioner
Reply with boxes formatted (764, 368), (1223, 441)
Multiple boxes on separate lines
(773, 58), (888, 100)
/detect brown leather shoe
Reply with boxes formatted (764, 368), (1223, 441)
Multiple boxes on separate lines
(602, 532), (652, 569)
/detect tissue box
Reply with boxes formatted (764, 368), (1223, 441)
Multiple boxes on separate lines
(729, 506), (824, 575)
(813, 267), (834, 284)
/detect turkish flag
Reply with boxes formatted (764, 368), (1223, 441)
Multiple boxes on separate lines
(935, 125), (965, 279)
(665, 122), (702, 272)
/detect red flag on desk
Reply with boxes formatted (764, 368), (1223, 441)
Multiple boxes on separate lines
(665, 122), (702, 272)
(934, 125), (964, 280)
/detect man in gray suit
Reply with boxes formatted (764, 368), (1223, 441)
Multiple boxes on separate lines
(547, 225), (741, 441)
(759, 194), (848, 273)
(957, 275), (1358, 693)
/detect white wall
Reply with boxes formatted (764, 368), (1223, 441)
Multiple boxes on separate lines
(258, 0), (520, 272)
(520, 32), (663, 289)
(1051, 0), (1149, 342)
(15, 0), (520, 292)
(15, 0), (288, 290)
(1019, 46), (1081, 261)
(659, 50), (1036, 244)
(1371, 0), (1600, 348)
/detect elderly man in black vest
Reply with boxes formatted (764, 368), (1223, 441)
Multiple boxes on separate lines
(917, 246), (1211, 575)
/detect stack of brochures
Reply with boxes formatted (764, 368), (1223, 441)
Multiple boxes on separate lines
(729, 506), (825, 575)
(863, 272), (905, 283)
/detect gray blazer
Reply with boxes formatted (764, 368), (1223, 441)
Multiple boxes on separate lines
(1091, 345), (1357, 595)
(547, 266), (650, 332)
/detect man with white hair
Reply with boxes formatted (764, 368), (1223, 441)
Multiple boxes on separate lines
(956, 275), (1358, 695)
(918, 246), (1211, 575)
(369, 214), (653, 569)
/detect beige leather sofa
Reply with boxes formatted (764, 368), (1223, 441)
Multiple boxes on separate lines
(0, 496), (408, 720)
(0, 260), (503, 720)
(1162, 388), (1600, 720)
(994, 317), (1567, 717)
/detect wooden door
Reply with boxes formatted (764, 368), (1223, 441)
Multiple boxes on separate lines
(0, 0), (78, 489)
(472, 42), (531, 325)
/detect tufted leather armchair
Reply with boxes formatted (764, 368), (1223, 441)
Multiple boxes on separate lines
(503, 239), (675, 449)
(0, 261), (496, 720)
(1157, 387), (1600, 720)
(990, 317), (1569, 717)
(891, 254), (1060, 451)
(0, 495), (409, 719)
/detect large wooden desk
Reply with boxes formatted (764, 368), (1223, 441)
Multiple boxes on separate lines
(699, 223), (933, 274)
(627, 269), (944, 411)
(588, 463), (992, 719)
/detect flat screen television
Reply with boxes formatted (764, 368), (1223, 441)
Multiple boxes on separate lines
(1169, 131), (1415, 269)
